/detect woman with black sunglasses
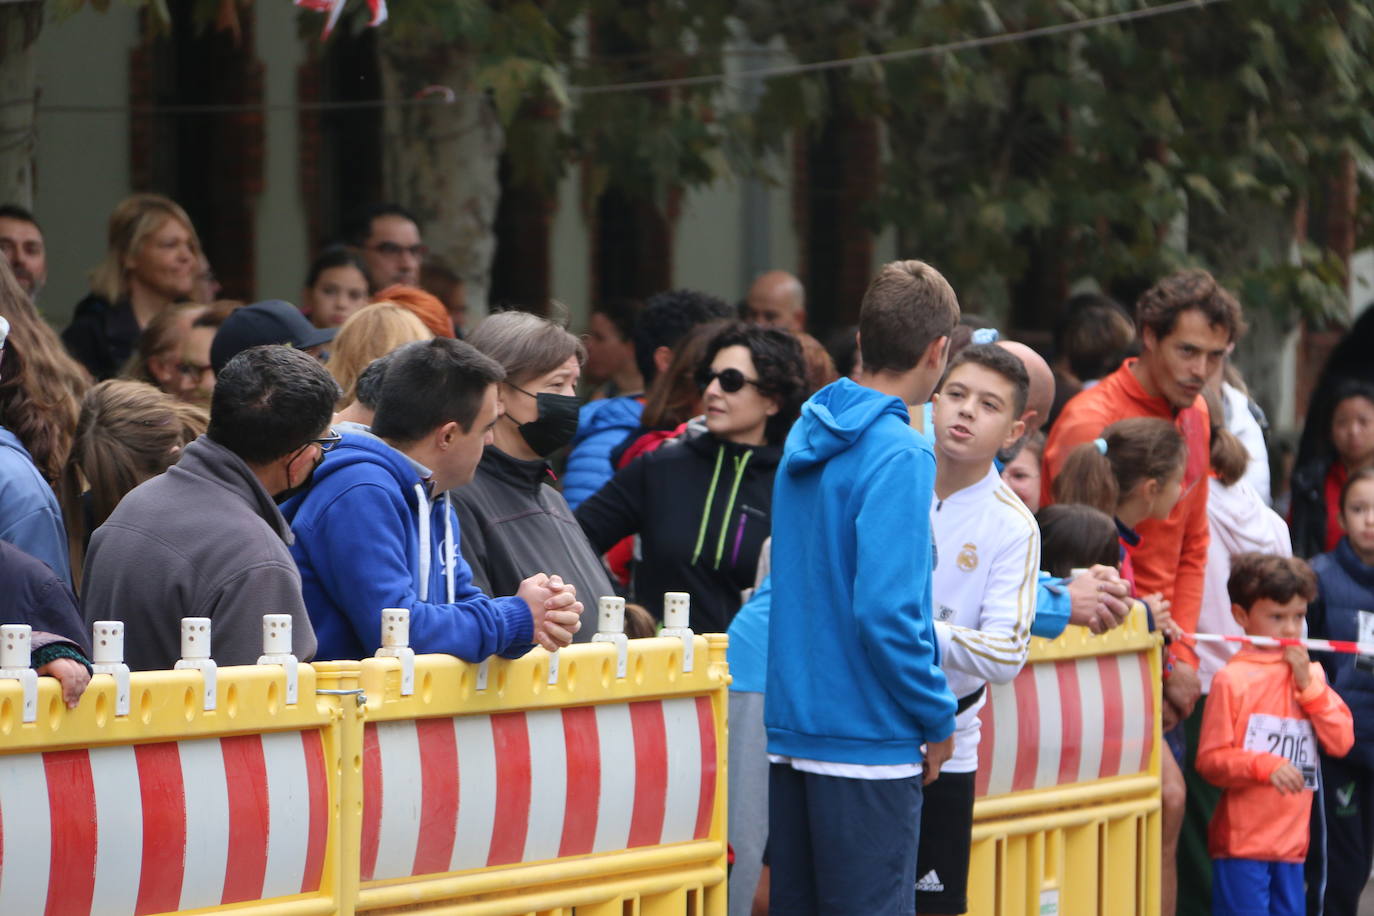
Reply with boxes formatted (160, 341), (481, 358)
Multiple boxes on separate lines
(575, 323), (807, 631)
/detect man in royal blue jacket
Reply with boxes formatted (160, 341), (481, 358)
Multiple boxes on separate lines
(284, 338), (582, 661)
(766, 260), (960, 915)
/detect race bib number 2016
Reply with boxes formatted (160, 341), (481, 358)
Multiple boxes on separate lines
(1244, 713), (1318, 790)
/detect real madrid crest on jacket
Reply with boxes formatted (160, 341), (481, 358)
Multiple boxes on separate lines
(930, 465), (1040, 773)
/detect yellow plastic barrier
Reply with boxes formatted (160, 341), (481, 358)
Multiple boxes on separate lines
(0, 635), (729, 916)
(0, 661), (346, 916)
(967, 608), (1163, 916)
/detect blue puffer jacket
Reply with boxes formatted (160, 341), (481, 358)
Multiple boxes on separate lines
(562, 396), (643, 509)
(1309, 537), (1374, 769)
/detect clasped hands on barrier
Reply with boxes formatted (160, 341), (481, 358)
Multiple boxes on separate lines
(0, 590), (696, 712)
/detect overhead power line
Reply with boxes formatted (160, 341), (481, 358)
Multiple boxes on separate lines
(8, 0), (1228, 116)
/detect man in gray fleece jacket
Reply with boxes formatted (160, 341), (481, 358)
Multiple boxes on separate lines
(81, 346), (340, 671)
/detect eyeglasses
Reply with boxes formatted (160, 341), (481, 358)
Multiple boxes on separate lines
(696, 367), (761, 394)
(367, 242), (428, 260)
(176, 361), (213, 380)
(312, 429), (343, 452)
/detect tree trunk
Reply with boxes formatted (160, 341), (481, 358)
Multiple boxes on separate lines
(0, 1), (42, 208)
(378, 41), (503, 318)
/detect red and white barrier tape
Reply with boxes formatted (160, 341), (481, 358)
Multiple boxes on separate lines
(1181, 631), (1374, 657)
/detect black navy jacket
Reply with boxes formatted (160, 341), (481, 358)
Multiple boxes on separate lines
(1309, 536), (1374, 769)
(576, 431), (779, 632)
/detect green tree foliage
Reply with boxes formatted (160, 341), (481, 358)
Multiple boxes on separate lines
(739, 0), (1374, 326)
(59, 0), (1374, 329)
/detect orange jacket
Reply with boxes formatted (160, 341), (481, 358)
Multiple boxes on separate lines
(1196, 648), (1354, 863)
(1041, 361), (1211, 667)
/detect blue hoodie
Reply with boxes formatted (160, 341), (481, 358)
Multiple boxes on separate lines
(561, 396), (643, 510)
(0, 428), (71, 586)
(765, 379), (956, 765)
(282, 432), (533, 662)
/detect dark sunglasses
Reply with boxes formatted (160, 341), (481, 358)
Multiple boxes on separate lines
(696, 367), (761, 394)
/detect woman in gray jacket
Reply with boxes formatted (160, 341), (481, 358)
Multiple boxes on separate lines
(453, 311), (617, 641)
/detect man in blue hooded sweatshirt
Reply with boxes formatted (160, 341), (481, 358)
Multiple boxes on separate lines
(284, 338), (583, 661)
(766, 260), (961, 915)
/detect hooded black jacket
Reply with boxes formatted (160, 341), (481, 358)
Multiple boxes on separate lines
(576, 432), (780, 632)
(451, 446), (614, 643)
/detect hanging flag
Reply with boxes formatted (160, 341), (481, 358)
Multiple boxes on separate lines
(294, 0), (387, 40)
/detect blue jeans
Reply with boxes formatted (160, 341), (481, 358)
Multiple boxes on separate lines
(1212, 857), (1302, 916)
(768, 763), (923, 916)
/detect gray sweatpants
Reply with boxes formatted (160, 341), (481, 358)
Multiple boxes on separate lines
(728, 690), (769, 916)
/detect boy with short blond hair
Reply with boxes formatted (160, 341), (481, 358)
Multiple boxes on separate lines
(1197, 553), (1354, 916)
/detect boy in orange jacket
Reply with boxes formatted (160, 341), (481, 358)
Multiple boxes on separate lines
(1197, 552), (1354, 915)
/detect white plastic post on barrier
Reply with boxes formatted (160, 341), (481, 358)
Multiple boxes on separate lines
(90, 621), (131, 716)
(592, 596), (629, 678)
(0, 624), (38, 723)
(476, 659), (490, 691)
(257, 614), (299, 705)
(173, 617), (217, 710)
(375, 608), (415, 696)
(661, 591), (695, 672)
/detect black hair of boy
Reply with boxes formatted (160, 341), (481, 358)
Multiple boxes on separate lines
(1035, 504), (1120, 579)
(858, 260), (960, 374)
(1226, 552), (1318, 611)
(632, 289), (734, 386)
(371, 338), (505, 444)
(943, 342), (1031, 418)
(208, 345), (341, 464)
(353, 353), (396, 412)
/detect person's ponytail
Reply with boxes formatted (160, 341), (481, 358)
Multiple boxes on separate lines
(1052, 439), (1119, 514)
(1051, 417), (1186, 514)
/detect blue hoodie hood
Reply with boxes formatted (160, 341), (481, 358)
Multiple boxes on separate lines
(290, 428), (423, 496)
(562, 394), (646, 510)
(765, 379), (955, 766)
(283, 430), (534, 662)
(783, 378), (912, 472)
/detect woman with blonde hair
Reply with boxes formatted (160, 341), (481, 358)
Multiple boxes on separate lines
(327, 302), (431, 407)
(63, 193), (202, 380)
(61, 379), (208, 580)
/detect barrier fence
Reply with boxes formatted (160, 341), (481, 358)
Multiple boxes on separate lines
(0, 597), (1161, 916)
(969, 605), (1163, 916)
(0, 596), (729, 916)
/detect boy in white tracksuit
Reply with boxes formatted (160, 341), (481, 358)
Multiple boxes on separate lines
(917, 343), (1040, 913)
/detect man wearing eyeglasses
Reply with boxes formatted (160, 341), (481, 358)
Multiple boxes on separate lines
(348, 203), (427, 290)
(81, 346), (342, 671)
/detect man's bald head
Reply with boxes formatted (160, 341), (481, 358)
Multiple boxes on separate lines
(746, 270), (805, 332)
(997, 340), (1054, 430)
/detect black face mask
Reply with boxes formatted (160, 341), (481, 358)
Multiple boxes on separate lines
(275, 447), (324, 505)
(509, 386), (583, 457)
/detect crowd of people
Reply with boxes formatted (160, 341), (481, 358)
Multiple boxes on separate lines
(2, 191), (1374, 916)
